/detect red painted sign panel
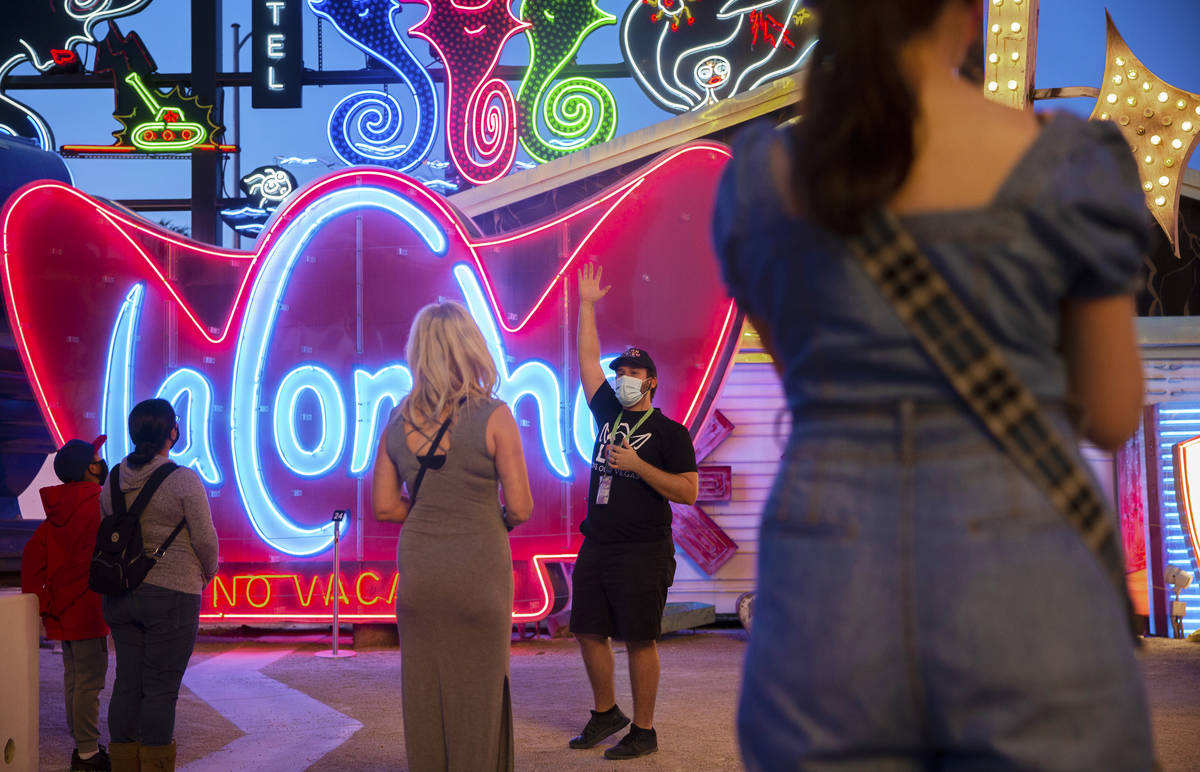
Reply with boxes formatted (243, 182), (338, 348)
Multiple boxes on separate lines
(670, 502), (738, 576)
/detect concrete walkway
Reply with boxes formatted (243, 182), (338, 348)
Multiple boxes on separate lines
(35, 629), (1200, 771)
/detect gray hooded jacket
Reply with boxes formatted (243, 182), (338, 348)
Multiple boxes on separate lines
(100, 455), (219, 595)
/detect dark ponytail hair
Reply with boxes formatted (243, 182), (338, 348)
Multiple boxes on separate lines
(127, 398), (176, 468)
(791, 0), (960, 234)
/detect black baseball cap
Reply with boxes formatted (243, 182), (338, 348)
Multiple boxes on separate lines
(609, 347), (656, 376)
(53, 435), (106, 483)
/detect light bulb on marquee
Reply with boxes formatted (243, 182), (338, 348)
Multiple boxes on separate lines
(983, 0), (1037, 110)
(1088, 12), (1200, 256)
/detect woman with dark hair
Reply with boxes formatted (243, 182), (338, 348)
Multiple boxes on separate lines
(101, 398), (219, 772)
(713, 0), (1154, 767)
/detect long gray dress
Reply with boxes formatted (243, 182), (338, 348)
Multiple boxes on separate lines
(385, 395), (514, 772)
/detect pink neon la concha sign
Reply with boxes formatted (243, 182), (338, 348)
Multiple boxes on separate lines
(1, 142), (741, 622)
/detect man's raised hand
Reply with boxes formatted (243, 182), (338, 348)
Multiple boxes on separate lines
(578, 262), (611, 305)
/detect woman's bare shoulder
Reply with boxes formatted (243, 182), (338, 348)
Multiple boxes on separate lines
(897, 89), (1042, 213)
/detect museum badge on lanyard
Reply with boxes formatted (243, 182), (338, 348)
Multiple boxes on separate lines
(597, 408), (655, 505)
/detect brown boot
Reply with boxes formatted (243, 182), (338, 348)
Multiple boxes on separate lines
(137, 741), (176, 772)
(108, 741), (141, 772)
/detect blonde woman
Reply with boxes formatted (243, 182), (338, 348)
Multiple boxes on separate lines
(371, 300), (533, 771)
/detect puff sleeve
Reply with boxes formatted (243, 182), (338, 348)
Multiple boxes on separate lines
(712, 142), (746, 308)
(1026, 117), (1151, 299)
(711, 122), (778, 313)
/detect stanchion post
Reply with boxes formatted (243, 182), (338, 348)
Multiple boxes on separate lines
(317, 509), (356, 659)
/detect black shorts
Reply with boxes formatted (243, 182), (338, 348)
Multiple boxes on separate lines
(569, 538), (676, 642)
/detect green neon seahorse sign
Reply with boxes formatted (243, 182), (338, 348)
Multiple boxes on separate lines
(516, 0), (617, 163)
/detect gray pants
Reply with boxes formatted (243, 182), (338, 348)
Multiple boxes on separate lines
(62, 638), (109, 754)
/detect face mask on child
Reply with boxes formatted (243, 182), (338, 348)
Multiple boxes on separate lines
(615, 375), (647, 408)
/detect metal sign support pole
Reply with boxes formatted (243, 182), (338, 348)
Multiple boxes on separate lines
(317, 510), (356, 658)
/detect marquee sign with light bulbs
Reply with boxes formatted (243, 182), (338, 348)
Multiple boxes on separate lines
(984, 3), (1200, 256)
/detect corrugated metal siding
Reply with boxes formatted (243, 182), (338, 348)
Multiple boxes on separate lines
(669, 362), (789, 613)
(1151, 403), (1200, 636)
(1143, 358), (1200, 636)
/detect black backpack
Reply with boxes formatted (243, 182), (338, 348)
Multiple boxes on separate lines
(89, 462), (185, 595)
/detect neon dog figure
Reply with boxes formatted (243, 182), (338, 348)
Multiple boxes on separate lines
(620, 0), (817, 112)
(2, 142), (741, 622)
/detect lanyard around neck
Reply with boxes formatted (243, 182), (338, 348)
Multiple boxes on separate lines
(613, 408), (655, 443)
(604, 408), (655, 475)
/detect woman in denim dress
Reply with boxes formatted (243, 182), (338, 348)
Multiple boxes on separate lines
(712, 0), (1154, 768)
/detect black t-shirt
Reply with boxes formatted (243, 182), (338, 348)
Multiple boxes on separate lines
(582, 381), (698, 543)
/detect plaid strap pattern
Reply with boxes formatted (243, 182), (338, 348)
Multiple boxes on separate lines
(849, 210), (1134, 633)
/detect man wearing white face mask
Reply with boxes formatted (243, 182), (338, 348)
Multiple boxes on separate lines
(568, 263), (699, 761)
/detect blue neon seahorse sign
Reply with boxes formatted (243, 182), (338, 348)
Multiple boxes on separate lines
(307, 0), (438, 172)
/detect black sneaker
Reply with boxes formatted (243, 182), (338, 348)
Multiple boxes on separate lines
(71, 745), (111, 771)
(604, 725), (658, 760)
(569, 705), (631, 749)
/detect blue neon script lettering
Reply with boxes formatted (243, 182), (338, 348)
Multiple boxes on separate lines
(272, 364), (347, 477)
(101, 283), (142, 466)
(100, 278), (605, 538)
(156, 367), (222, 485)
(229, 186), (447, 556)
(98, 187), (619, 556)
(452, 263), (571, 478)
(349, 364), (413, 475)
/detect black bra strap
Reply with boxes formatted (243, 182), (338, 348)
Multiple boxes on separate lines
(409, 413), (453, 505)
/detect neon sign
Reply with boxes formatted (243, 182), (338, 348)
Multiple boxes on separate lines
(220, 165), (299, 235)
(619, 0), (817, 112)
(307, 0), (438, 172)
(1172, 435), (1200, 574)
(311, 0), (613, 179)
(124, 73), (209, 151)
(244, 165), (298, 207)
(202, 556), (576, 621)
(253, 0), (303, 109)
(2, 0), (153, 149)
(409, 0), (529, 184)
(516, 0), (617, 163)
(2, 142), (742, 619)
(63, 21), (231, 155)
(306, 0), (835, 178)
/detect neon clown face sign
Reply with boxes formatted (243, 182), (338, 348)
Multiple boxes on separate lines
(694, 56), (731, 106)
(2, 142), (740, 621)
(620, 0), (817, 112)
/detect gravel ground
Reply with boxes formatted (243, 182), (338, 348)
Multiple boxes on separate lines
(34, 629), (1200, 771)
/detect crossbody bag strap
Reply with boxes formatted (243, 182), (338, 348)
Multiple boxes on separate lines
(848, 209), (1135, 636)
(409, 413), (454, 506)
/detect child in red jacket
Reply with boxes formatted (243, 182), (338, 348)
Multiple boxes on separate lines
(22, 435), (112, 772)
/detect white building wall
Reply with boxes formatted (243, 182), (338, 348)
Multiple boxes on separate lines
(668, 362), (789, 614)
